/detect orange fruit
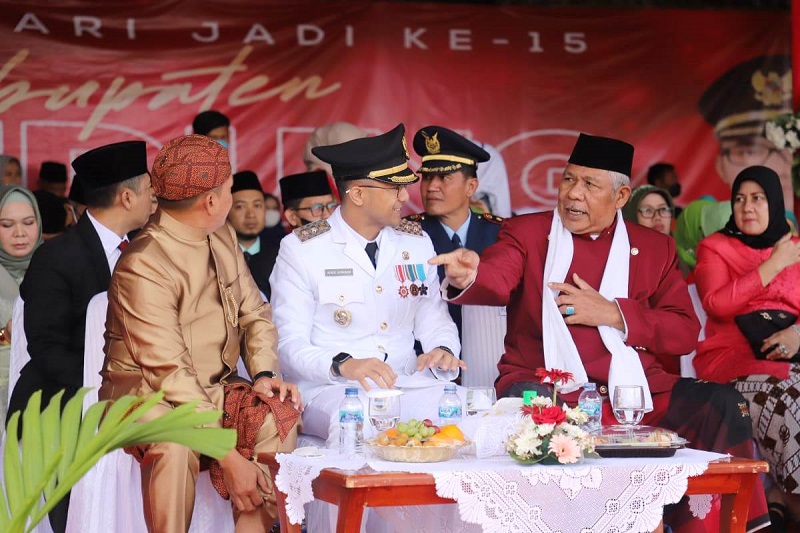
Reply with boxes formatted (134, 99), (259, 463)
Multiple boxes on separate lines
(385, 428), (399, 438)
(438, 425), (465, 442)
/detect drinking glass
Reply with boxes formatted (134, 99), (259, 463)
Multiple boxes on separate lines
(367, 390), (401, 431)
(466, 387), (496, 416)
(612, 385), (645, 426)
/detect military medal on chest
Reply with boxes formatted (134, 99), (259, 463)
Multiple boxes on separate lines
(333, 307), (352, 327)
(395, 263), (427, 298)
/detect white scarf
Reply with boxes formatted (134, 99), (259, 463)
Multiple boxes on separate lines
(542, 210), (653, 411)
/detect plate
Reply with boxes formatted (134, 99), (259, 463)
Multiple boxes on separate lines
(594, 443), (685, 458)
(293, 446), (324, 458)
(365, 440), (467, 463)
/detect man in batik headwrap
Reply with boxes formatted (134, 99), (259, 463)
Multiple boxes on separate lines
(99, 134), (300, 532)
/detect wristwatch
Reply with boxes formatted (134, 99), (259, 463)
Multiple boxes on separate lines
(253, 370), (277, 381)
(331, 352), (353, 377)
(437, 346), (454, 357)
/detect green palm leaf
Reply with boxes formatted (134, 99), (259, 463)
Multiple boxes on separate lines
(0, 388), (236, 533)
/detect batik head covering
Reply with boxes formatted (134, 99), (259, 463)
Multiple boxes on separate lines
(151, 134), (231, 200)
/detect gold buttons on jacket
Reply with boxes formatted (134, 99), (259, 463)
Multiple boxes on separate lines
(380, 322), (388, 330)
(375, 285), (383, 294)
(338, 295), (345, 302)
(598, 385), (608, 395)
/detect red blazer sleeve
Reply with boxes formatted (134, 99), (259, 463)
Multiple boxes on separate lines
(617, 234), (700, 356)
(694, 235), (764, 320)
(450, 216), (532, 306)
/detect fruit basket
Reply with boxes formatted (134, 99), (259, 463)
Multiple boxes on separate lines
(590, 425), (688, 458)
(364, 439), (467, 463)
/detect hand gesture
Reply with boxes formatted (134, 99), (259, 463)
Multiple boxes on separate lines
(219, 449), (270, 513)
(339, 357), (398, 391)
(762, 326), (800, 361)
(253, 376), (303, 411)
(417, 347), (467, 373)
(429, 248), (480, 289)
(767, 233), (800, 273)
(548, 273), (624, 330)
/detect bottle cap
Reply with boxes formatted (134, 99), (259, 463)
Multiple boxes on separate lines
(444, 383), (457, 393)
(345, 387), (359, 395)
(522, 390), (538, 405)
(583, 382), (596, 390)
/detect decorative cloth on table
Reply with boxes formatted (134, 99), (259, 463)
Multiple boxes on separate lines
(734, 309), (800, 361)
(542, 209), (653, 410)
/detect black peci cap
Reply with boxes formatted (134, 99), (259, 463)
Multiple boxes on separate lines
(279, 170), (332, 205)
(71, 141), (148, 190)
(232, 170), (263, 194)
(39, 161), (67, 184)
(192, 110), (230, 136)
(567, 133), (634, 177)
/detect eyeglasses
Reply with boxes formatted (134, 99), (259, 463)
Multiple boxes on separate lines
(721, 145), (789, 166)
(637, 206), (673, 219)
(346, 184), (407, 198)
(295, 201), (339, 217)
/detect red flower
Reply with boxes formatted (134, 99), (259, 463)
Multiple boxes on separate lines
(531, 406), (567, 425)
(521, 405), (567, 425)
(534, 368), (574, 386)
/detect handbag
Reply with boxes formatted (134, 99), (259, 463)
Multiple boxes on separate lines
(734, 309), (800, 361)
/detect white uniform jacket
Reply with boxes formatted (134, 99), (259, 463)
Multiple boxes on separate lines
(269, 207), (460, 403)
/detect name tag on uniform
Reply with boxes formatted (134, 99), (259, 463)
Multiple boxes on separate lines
(325, 268), (354, 277)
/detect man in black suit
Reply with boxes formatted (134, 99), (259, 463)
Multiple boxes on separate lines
(407, 126), (503, 338)
(279, 169), (337, 229)
(8, 140), (152, 533)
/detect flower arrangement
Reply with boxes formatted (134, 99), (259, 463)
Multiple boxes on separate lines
(505, 368), (596, 465)
(765, 112), (800, 195)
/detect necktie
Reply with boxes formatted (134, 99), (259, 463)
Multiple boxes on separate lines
(451, 233), (463, 248)
(243, 251), (252, 264)
(118, 240), (129, 252)
(365, 242), (378, 268)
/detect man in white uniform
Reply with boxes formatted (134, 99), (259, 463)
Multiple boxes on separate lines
(270, 124), (464, 445)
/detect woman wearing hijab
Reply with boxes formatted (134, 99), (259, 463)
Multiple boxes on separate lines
(0, 155), (23, 186)
(694, 166), (800, 526)
(0, 185), (42, 422)
(621, 185), (675, 235)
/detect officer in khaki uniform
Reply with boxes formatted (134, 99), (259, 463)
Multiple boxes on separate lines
(269, 124), (464, 446)
(100, 134), (300, 533)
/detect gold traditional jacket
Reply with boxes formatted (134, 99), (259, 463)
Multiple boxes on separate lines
(99, 209), (278, 427)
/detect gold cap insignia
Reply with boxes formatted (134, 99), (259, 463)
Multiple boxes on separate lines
(752, 70), (791, 107)
(402, 135), (410, 160)
(423, 131), (441, 155)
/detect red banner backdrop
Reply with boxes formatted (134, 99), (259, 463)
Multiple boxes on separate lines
(0, 1), (790, 214)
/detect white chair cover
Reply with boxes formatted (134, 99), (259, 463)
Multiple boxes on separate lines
(681, 284), (707, 379)
(2, 296), (54, 533)
(67, 292), (235, 532)
(459, 305), (507, 388)
(8, 295), (28, 405)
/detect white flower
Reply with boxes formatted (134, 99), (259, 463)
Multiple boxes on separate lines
(766, 122), (787, 149)
(532, 396), (553, 408)
(565, 406), (588, 425)
(786, 130), (800, 150)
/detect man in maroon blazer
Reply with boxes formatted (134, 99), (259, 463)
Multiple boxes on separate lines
(432, 133), (767, 532)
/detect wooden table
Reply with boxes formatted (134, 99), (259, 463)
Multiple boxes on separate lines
(260, 454), (768, 533)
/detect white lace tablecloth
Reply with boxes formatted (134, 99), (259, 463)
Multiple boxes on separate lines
(275, 447), (725, 532)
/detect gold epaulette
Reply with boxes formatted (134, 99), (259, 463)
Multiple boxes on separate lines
(292, 219), (331, 242)
(394, 218), (423, 236)
(404, 213), (426, 222)
(481, 212), (504, 224)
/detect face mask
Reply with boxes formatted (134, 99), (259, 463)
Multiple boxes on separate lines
(216, 139), (229, 149)
(668, 183), (681, 198)
(264, 209), (282, 228)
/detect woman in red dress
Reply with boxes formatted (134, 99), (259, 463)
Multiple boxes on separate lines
(694, 165), (800, 525)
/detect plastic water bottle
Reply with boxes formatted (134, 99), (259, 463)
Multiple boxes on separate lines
(438, 384), (463, 426)
(339, 387), (364, 455)
(578, 382), (603, 433)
